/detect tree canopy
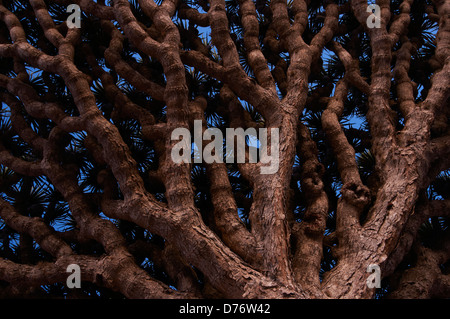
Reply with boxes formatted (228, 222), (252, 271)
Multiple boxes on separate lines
(0, 0), (449, 299)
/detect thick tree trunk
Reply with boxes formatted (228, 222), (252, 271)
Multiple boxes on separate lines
(0, 0), (449, 299)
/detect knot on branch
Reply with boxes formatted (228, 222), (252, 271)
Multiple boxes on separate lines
(341, 182), (370, 208)
(302, 176), (325, 196)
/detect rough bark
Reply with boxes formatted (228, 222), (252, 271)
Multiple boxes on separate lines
(0, 0), (449, 299)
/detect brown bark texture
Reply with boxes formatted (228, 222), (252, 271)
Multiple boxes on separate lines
(0, 0), (449, 299)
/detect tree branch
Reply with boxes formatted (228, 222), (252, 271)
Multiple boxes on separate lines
(0, 198), (72, 258)
(291, 122), (328, 296)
